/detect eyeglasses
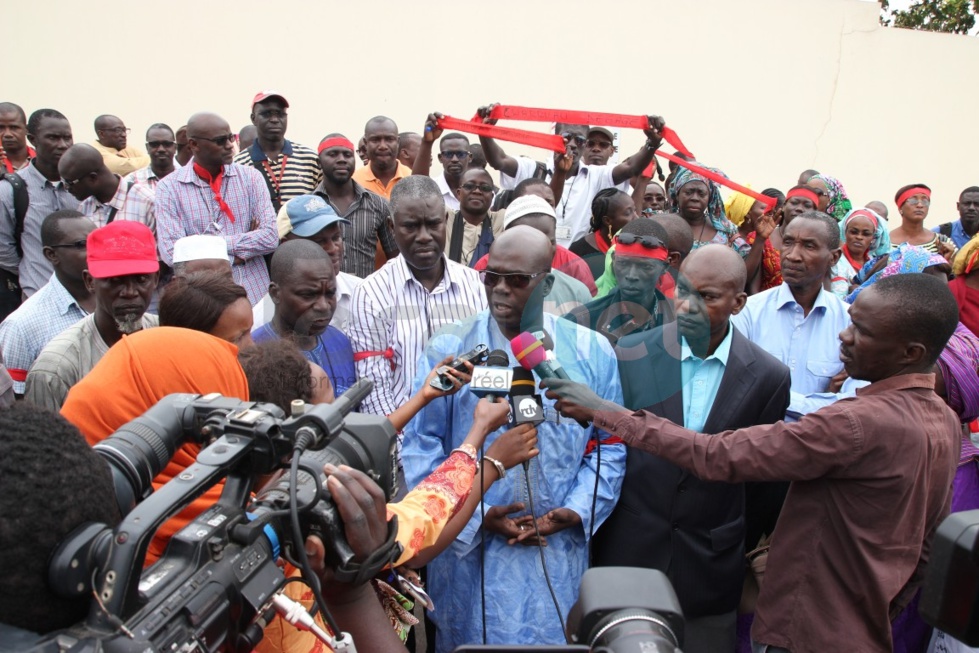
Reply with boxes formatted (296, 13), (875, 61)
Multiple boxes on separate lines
(192, 133), (238, 147)
(440, 150), (470, 160)
(560, 132), (587, 146)
(102, 127), (131, 135)
(48, 239), (87, 250)
(905, 197), (931, 207)
(61, 173), (92, 190)
(480, 270), (546, 289)
(461, 182), (494, 193)
(257, 109), (287, 120)
(615, 233), (665, 249)
(146, 140), (176, 148)
(585, 139), (612, 149)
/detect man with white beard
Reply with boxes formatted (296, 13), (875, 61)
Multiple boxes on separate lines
(25, 221), (159, 410)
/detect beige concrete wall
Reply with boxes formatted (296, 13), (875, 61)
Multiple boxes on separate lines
(6, 0), (976, 225)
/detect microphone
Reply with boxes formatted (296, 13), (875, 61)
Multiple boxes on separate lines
(469, 349), (512, 403)
(509, 367), (544, 472)
(509, 366), (544, 428)
(510, 332), (571, 381)
(510, 331), (587, 427)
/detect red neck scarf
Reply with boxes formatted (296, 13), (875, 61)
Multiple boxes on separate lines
(595, 229), (612, 254)
(193, 163), (236, 223)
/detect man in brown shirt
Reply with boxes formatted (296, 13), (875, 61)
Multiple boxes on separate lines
(544, 273), (961, 653)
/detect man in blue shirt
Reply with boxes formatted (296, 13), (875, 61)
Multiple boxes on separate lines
(251, 238), (356, 395)
(402, 226), (625, 651)
(932, 186), (979, 248)
(731, 211), (851, 418)
(595, 245), (790, 653)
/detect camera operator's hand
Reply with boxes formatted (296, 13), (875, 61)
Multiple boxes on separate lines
(485, 423), (539, 470)
(304, 464), (406, 650)
(306, 464), (388, 597)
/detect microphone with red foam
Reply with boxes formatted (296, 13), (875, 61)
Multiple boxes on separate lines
(510, 331), (587, 427)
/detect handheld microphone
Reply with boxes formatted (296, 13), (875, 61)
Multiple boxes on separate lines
(509, 367), (544, 472)
(510, 331), (587, 427)
(509, 367), (544, 427)
(510, 332), (571, 381)
(469, 349), (512, 403)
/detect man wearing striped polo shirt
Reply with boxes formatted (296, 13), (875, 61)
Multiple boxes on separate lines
(232, 91), (321, 213)
(349, 175), (486, 420)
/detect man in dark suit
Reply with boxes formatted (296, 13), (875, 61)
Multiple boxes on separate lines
(593, 244), (791, 653)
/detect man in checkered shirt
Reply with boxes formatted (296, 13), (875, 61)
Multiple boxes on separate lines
(154, 112), (277, 306)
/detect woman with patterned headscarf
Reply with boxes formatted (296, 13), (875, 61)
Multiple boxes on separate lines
(845, 243), (950, 304)
(831, 207), (892, 297)
(806, 173), (852, 222)
(668, 165), (747, 255)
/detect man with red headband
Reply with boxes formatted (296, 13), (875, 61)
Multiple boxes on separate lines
(312, 133), (398, 279)
(562, 218), (674, 346)
(155, 112), (278, 306)
(593, 244), (791, 653)
(232, 91), (321, 213)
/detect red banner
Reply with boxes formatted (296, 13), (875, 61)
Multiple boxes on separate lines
(481, 105), (694, 159)
(435, 115), (566, 153)
(652, 150), (777, 213)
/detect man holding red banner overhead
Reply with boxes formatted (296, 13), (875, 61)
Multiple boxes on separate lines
(475, 104), (665, 248)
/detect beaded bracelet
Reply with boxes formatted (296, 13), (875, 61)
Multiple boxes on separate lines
(482, 456), (506, 479)
(451, 443), (478, 462)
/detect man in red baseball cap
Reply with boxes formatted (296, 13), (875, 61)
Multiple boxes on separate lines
(24, 221), (160, 410)
(233, 90), (322, 213)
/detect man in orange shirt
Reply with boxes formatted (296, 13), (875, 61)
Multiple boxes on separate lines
(353, 115), (411, 269)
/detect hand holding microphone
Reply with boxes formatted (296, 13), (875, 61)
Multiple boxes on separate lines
(510, 332), (589, 427)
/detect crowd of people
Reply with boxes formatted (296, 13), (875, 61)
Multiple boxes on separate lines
(0, 92), (976, 653)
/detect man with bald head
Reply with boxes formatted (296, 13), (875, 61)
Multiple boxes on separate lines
(58, 144), (149, 230)
(654, 212), (695, 271)
(397, 131), (422, 169)
(593, 244), (790, 652)
(353, 116), (410, 200)
(252, 239), (355, 396)
(92, 114), (149, 176)
(155, 112), (278, 306)
(402, 225), (626, 651)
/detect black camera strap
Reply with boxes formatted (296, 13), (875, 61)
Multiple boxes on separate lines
(332, 515), (402, 585)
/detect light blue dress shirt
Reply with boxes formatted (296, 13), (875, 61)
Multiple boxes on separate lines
(932, 220), (971, 249)
(730, 283), (851, 416)
(680, 328), (733, 433)
(402, 311), (625, 651)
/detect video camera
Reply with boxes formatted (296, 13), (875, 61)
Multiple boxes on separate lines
(456, 567), (685, 653)
(27, 379), (399, 652)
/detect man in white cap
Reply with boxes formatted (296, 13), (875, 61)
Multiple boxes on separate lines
(171, 234), (232, 279)
(252, 194), (361, 331)
(473, 181), (597, 295)
(495, 194), (591, 315)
